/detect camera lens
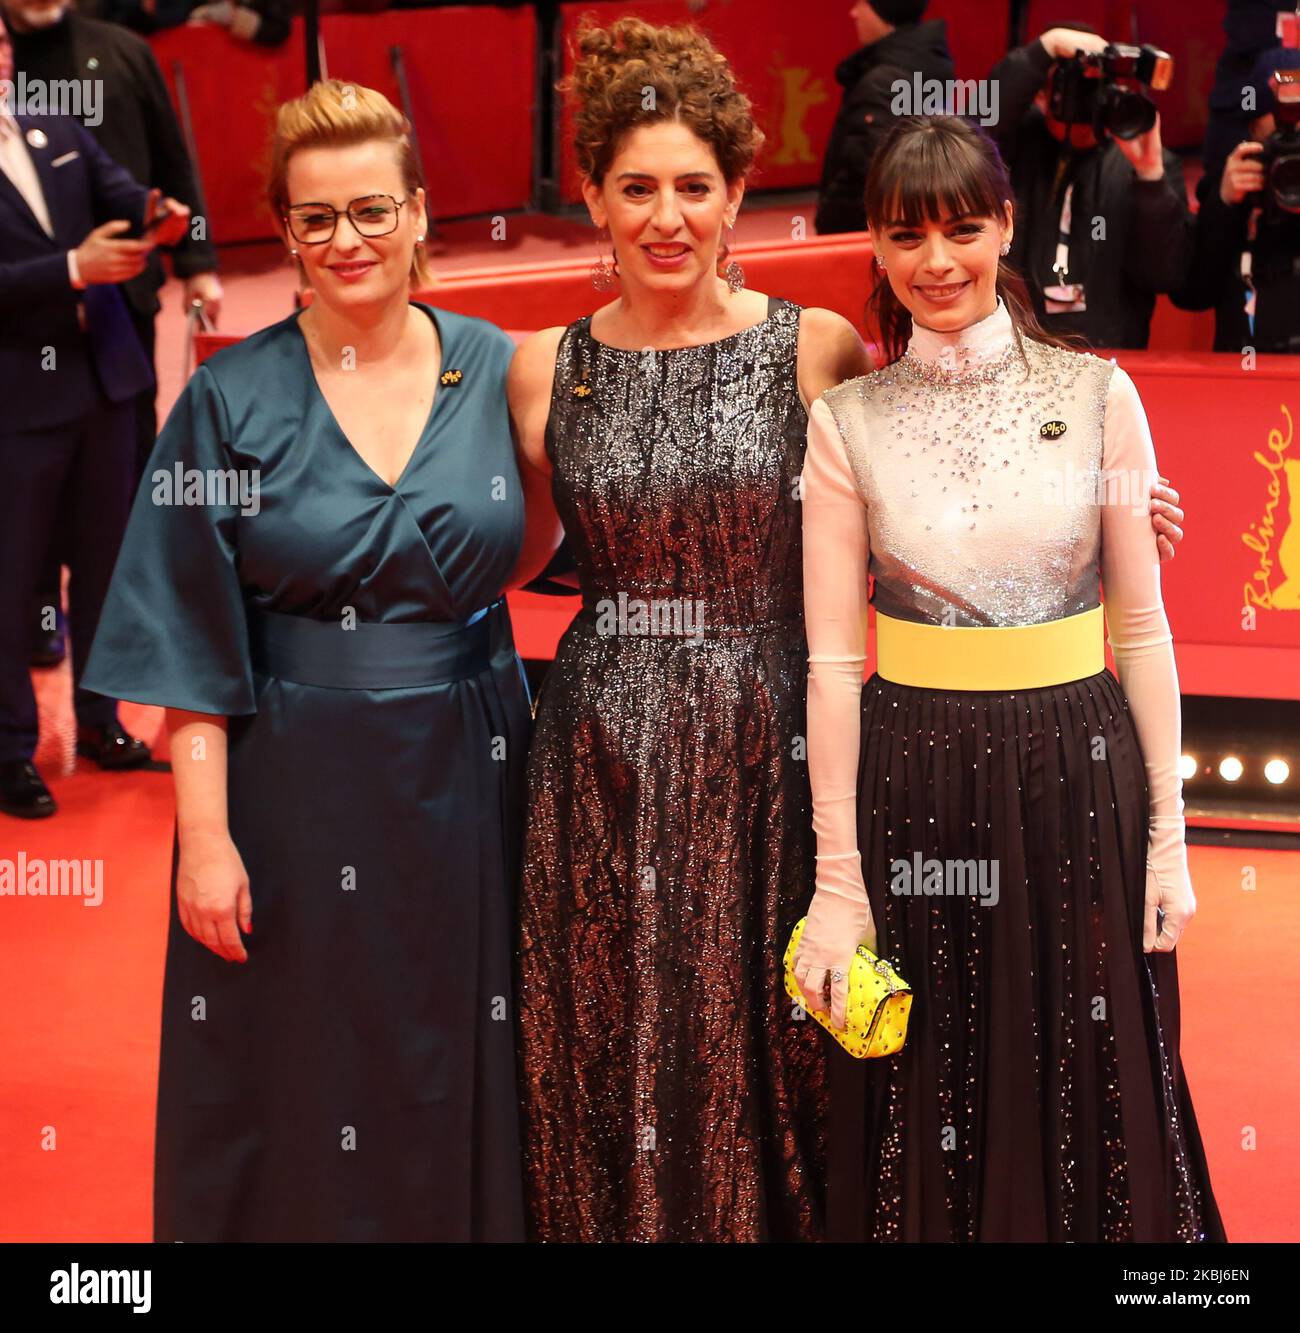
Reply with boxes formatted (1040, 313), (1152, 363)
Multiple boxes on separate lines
(1103, 87), (1157, 140)
(1271, 151), (1300, 213)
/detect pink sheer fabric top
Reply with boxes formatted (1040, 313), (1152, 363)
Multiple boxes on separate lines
(800, 297), (1189, 930)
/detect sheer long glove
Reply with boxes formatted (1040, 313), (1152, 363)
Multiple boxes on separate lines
(795, 396), (877, 1030)
(1101, 365), (1196, 955)
(795, 855), (878, 1031)
(1145, 815), (1195, 953)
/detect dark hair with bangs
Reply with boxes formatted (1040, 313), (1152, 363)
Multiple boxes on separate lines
(863, 115), (1089, 365)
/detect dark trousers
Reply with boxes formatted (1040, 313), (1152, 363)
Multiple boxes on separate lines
(130, 305), (159, 481)
(1, 396), (136, 761)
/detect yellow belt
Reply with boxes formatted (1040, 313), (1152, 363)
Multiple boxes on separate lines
(875, 605), (1105, 691)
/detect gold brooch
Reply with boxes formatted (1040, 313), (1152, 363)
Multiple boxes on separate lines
(440, 368), (464, 386)
(572, 369), (593, 399)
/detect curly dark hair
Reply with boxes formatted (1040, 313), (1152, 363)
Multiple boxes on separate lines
(864, 115), (1090, 365)
(559, 15), (764, 186)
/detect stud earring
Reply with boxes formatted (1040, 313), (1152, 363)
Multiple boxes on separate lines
(291, 248), (299, 257)
(999, 242), (1010, 255)
(417, 233), (425, 243)
(876, 255), (887, 270)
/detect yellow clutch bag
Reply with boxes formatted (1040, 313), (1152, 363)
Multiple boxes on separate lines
(783, 917), (913, 1059)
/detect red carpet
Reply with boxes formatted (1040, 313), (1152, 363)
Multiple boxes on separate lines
(0, 221), (1289, 1242)
(0, 662), (1294, 1241)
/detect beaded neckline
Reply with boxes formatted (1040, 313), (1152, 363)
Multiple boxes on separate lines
(894, 295), (1028, 386)
(895, 339), (1028, 387)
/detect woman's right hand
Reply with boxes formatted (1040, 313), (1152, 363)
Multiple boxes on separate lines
(793, 862), (877, 1032)
(176, 829), (252, 963)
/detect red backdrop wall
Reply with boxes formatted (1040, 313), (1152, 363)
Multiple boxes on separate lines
(151, 9), (535, 244)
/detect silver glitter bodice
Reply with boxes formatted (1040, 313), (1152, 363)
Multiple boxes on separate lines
(822, 298), (1116, 627)
(545, 296), (807, 631)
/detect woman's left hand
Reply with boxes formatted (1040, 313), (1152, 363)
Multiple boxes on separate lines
(1144, 822), (1196, 952)
(1149, 475), (1183, 563)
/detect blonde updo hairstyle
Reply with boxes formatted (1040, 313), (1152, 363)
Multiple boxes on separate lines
(267, 79), (429, 288)
(560, 17), (764, 272)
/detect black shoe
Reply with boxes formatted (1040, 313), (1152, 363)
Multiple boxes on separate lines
(0, 760), (57, 818)
(30, 626), (67, 668)
(76, 721), (152, 771)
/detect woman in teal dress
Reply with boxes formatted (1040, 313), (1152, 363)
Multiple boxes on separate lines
(82, 82), (531, 1241)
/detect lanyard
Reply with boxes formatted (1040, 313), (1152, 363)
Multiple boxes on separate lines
(1053, 181), (1075, 285)
(1044, 155), (1087, 312)
(1240, 205), (1261, 340)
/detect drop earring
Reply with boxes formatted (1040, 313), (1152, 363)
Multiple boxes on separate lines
(876, 255), (887, 270)
(719, 217), (745, 293)
(591, 226), (618, 291)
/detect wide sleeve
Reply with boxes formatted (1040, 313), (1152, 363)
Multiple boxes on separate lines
(1098, 365), (1189, 896)
(82, 363), (257, 715)
(800, 396), (872, 930)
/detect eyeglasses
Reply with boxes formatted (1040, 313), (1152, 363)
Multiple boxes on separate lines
(284, 194), (408, 245)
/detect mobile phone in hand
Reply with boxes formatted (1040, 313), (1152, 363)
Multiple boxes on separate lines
(141, 203), (175, 236)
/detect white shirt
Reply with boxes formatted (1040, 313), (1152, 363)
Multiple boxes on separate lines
(0, 110), (85, 289)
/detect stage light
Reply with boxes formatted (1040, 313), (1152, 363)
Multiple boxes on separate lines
(1219, 756), (1244, 782)
(1178, 754), (1197, 781)
(1264, 759), (1290, 785)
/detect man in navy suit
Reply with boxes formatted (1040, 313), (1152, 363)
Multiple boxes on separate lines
(0, 11), (189, 817)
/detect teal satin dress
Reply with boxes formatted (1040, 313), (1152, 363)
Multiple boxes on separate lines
(83, 302), (531, 1241)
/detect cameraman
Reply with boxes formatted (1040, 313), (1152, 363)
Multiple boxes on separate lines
(1171, 47), (1300, 353)
(987, 23), (1194, 348)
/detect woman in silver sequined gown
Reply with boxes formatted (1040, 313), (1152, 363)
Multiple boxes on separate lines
(503, 18), (877, 1241)
(517, 295), (835, 1241)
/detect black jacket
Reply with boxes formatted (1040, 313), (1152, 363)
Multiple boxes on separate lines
(815, 19), (955, 234)
(1170, 171), (1300, 353)
(11, 13), (218, 321)
(988, 38), (1194, 350)
(0, 115), (154, 432)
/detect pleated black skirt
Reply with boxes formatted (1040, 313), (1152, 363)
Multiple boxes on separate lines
(827, 670), (1227, 1242)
